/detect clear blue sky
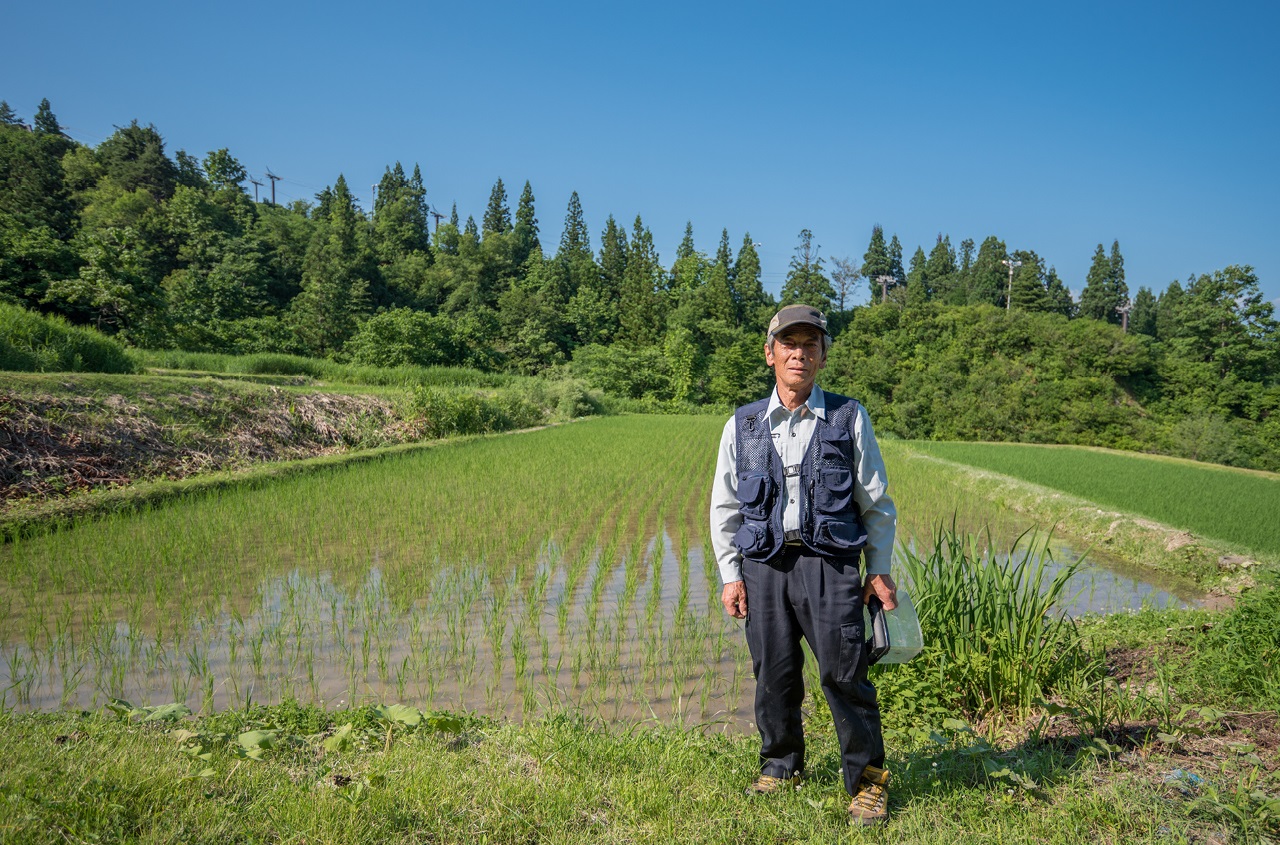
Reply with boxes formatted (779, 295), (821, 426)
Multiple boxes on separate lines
(5, 0), (1278, 306)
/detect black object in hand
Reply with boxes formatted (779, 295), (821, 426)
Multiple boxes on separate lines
(865, 595), (890, 665)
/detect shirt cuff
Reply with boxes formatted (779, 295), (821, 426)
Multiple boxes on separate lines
(864, 557), (891, 576)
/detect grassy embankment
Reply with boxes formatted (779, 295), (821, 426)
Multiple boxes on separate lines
(898, 440), (1279, 591)
(0, 353), (605, 539)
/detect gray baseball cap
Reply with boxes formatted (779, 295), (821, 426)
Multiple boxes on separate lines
(768, 304), (829, 339)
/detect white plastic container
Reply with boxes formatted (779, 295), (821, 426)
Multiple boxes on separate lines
(865, 587), (924, 664)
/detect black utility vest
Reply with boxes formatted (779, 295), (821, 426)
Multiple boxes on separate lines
(731, 392), (869, 563)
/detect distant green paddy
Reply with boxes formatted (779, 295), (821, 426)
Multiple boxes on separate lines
(905, 441), (1280, 559)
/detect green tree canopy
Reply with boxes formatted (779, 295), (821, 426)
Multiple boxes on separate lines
(202, 148), (247, 192)
(862, 225), (891, 302)
(1079, 241), (1128, 324)
(558, 191), (591, 261)
(483, 177), (512, 237)
(617, 215), (664, 347)
(514, 180), (540, 263)
(97, 121), (179, 200)
(290, 174), (375, 355)
(34, 98), (65, 138)
(780, 229), (834, 312)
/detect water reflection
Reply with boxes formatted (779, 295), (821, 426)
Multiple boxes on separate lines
(1050, 546), (1198, 616)
(0, 533), (1202, 720)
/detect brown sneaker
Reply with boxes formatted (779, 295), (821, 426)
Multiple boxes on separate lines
(848, 765), (889, 825)
(744, 773), (802, 796)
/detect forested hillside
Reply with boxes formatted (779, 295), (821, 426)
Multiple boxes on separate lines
(2, 99), (1277, 468)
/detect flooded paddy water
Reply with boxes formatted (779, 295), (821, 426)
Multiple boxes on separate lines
(0, 417), (1205, 724)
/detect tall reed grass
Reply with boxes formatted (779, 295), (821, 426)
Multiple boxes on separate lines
(885, 522), (1087, 717)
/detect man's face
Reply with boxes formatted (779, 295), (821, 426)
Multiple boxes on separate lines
(765, 326), (826, 394)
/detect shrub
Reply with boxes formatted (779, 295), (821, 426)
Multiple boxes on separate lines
(344, 309), (464, 369)
(571, 343), (672, 400)
(0, 302), (138, 373)
(407, 387), (546, 438)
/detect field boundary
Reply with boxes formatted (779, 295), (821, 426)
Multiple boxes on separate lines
(0, 423), (561, 542)
(896, 444), (1271, 594)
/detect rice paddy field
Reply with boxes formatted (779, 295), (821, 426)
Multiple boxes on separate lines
(907, 441), (1280, 559)
(0, 415), (1220, 722)
(0, 417), (733, 720)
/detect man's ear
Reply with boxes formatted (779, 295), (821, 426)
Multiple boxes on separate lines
(764, 342), (775, 366)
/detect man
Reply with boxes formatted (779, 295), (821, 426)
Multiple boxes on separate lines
(709, 303), (899, 826)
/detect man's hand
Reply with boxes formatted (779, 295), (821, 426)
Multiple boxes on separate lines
(721, 580), (748, 619)
(863, 574), (898, 610)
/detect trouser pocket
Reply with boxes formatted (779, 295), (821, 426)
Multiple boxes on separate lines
(836, 621), (865, 686)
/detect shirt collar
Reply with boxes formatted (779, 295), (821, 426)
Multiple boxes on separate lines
(767, 384), (827, 421)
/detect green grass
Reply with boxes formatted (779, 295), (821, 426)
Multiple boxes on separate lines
(908, 441), (1280, 560)
(1, 700), (1272, 844)
(0, 302), (138, 374)
(131, 348), (525, 389)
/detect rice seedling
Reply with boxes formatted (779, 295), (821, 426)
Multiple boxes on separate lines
(0, 415), (1199, 729)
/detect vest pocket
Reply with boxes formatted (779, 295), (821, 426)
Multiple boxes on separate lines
(819, 430), (851, 462)
(736, 472), (771, 519)
(814, 467), (853, 513)
(732, 522), (769, 557)
(817, 519), (869, 552)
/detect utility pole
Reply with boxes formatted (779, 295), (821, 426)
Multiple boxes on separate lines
(265, 169), (281, 206)
(249, 177), (263, 203)
(1001, 258), (1022, 311)
(875, 275), (895, 304)
(429, 206), (445, 231)
(1118, 298), (1132, 333)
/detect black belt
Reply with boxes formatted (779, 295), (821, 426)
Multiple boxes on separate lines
(783, 529), (803, 546)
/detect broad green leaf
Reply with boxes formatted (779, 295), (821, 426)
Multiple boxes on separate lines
(375, 704), (422, 727)
(323, 723), (355, 753)
(143, 703), (191, 722)
(106, 698), (136, 717)
(237, 729), (277, 751)
(424, 713), (464, 734)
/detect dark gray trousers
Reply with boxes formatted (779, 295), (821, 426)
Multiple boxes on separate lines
(742, 545), (884, 796)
